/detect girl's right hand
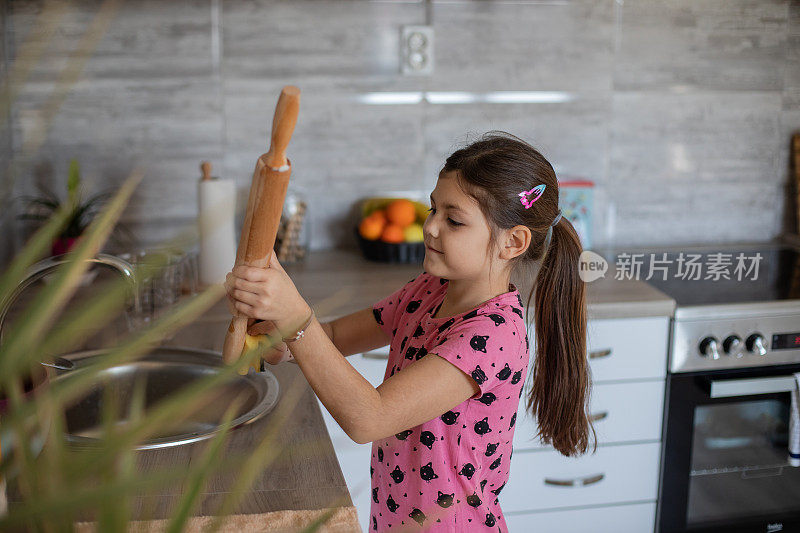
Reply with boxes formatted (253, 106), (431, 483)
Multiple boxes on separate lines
(247, 320), (295, 365)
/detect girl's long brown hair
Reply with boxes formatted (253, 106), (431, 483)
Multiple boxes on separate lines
(441, 131), (594, 457)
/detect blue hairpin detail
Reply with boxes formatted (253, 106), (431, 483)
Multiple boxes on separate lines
(518, 184), (545, 209)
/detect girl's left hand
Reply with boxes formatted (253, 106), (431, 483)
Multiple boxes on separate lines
(224, 254), (312, 337)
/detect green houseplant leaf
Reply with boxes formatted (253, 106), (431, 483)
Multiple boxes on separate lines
(66, 158), (81, 205)
(17, 159), (129, 246)
(0, 170), (339, 533)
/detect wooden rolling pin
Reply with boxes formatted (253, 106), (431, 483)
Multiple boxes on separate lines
(223, 86), (300, 372)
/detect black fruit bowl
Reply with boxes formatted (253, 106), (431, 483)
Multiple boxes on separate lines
(354, 227), (425, 264)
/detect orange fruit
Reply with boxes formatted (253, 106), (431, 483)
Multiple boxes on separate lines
(385, 199), (416, 227)
(368, 209), (387, 225)
(380, 223), (405, 243)
(359, 215), (385, 240)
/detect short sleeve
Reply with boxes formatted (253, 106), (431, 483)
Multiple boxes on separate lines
(372, 272), (425, 339)
(429, 314), (523, 397)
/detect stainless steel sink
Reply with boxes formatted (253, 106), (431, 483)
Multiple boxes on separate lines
(55, 346), (280, 450)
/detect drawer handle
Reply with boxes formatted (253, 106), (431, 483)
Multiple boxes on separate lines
(589, 411), (608, 422)
(362, 350), (390, 360)
(589, 348), (612, 360)
(544, 473), (605, 487)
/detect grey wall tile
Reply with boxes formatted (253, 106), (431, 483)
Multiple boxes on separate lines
(222, 81), (424, 179)
(12, 78), (223, 160)
(779, 0), (800, 234)
(222, 0), (421, 79)
(3, 0), (798, 256)
(606, 180), (784, 246)
(8, 0), (214, 80)
(615, 0), (788, 91)
(610, 91), (782, 184)
(421, 94), (610, 178)
(431, 0), (615, 92)
(5, 0), (221, 253)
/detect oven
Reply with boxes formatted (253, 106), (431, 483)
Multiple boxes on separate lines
(602, 241), (800, 533)
(659, 363), (800, 533)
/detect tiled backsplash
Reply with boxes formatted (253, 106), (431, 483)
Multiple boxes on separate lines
(1, 0), (798, 261)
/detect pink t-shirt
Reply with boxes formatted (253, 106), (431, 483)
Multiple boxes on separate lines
(369, 271), (529, 532)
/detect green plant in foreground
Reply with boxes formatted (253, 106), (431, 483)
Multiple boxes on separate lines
(0, 172), (344, 532)
(16, 159), (133, 255)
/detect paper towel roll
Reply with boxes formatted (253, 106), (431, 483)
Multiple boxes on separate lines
(198, 178), (237, 286)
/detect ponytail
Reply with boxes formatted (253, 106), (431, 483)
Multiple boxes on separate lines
(438, 129), (595, 456)
(526, 218), (595, 457)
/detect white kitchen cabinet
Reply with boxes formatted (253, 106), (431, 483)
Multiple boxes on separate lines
(505, 316), (669, 533)
(586, 316), (669, 382)
(503, 442), (661, 513)
(317, 347), (389, 532)
(505, 502), (656, 533)
(513, 379), (665, 449)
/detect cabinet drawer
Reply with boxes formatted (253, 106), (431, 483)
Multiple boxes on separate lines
(586, 317), (669, 381)
(513, 380), (665, 450)
(526, 316), (669, 382)
(505, 502), (655, 533)
(502, 442), (660, 513)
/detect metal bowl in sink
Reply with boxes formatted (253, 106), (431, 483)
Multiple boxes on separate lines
(55, 346), (279, 450)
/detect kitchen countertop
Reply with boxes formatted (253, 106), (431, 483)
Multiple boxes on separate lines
(148, 307), (354, 519)
(163, 310), (352, 512)
(279, 248), (675, 321)
(7, 298), (357, 530)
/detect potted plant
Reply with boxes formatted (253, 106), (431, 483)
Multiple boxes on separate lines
(17, 159), (131, 257)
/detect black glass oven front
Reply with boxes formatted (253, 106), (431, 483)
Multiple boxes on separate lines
(658, 364), (800, 533)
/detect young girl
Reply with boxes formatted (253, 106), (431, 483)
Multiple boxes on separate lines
(225, 131), (593, 532)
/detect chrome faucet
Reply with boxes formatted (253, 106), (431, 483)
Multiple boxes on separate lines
(0, 253), (140, 369)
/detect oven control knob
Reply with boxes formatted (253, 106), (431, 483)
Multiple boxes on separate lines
(745, 333), (767, 356)
(722, 335), (744, 358)
(699, 337), (721, 360)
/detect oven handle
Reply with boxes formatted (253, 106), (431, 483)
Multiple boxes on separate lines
(709, 375), (798, 398)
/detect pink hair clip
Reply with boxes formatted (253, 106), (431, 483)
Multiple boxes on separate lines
(518, 184), (545, 209)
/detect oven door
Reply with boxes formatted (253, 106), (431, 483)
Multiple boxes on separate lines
(658, 364), (800, 533)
